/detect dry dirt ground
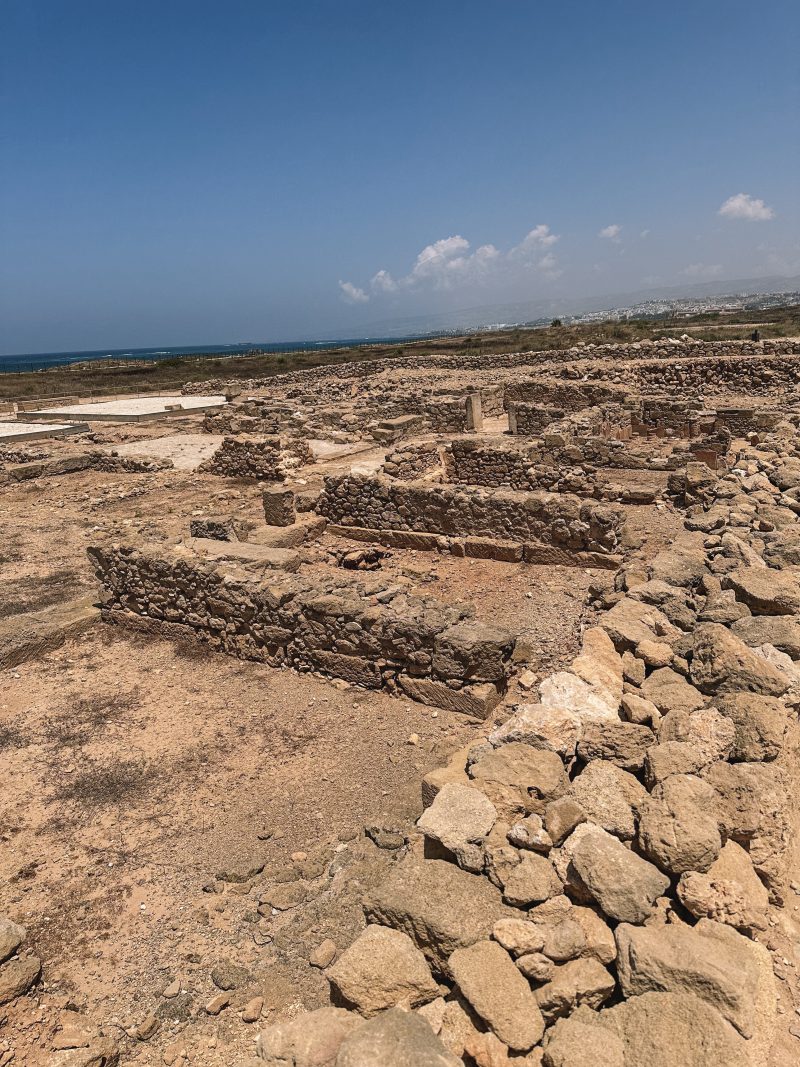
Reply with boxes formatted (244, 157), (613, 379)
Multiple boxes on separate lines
(0, 414), (618, 1065)
(3, 410), (799, 1064)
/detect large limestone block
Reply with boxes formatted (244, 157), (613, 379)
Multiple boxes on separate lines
(599, 597), (675, 651)
(432, 621), (514, 683)
(568, 828), (670, 923)
(714, 691), (788, 762)
(449, 940), (545, 1051)
(539, 671), (617, 720)
(648, 541), (709, 587)
(657, 706), (735, 764)
(599, 992), (751, 1067)
(0, 956), (41, 1005)
(363, 858), (512, 972)
(399, 676), (502, 719)
(469, 743), (569, 815)
(690, 623), (789, 696)
(640, 666), (705, 714)
(417, 783), (497, 872)
(256, 1006), (361, 1065)
(0, 916), (26, 964)
(637, 774), (722, 876)
(570, 627), (624, 711)
(725, 567), (800, 616)
(502, 853), (562, 907)
(534, 957), (615, 1022)
(677, 840), (769, 932)
(568, 761), (647, 841)
(576, 720), (655, 771)
(326, 925), (439, 1017)
(489, 703), (582, 760)
(335, 1008), (462, 1067)
(542, 1014), (624, 1067)
(702, 761), (790, 902)
(615, 918), (774, 1040)
(421, 745), (471, 807)
(732, 614), (800, 658)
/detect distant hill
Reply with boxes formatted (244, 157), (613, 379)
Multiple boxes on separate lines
(352, 275), (800, 338)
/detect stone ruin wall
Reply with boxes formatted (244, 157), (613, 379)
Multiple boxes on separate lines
(181, 338), (800, 397)
(87, 543), (515, 717)
(0, 449), (173, 484)
(199, 435), (311, 480)
(504, 379), (629, 412)
(571, 351), (800, 395)
(316, 474), (623, 560)
(382, 441), (442, 481)
(251, 427), (800, 1065)
(507, 404), (566, 436)
(442, 438), (656, 504)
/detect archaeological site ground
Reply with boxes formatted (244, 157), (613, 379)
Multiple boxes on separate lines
(3, 330), (800, 1066)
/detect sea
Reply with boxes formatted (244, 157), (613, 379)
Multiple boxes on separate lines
(0, 335), (444, 374)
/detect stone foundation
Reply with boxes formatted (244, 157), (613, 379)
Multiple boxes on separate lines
(316, 473), (624, 558)
(87, 542), (516, 716)
(199, 435), (307, 480)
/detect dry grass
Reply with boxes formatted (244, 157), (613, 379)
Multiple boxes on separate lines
(50, 755), (159, 808)
(42, 688), (141, 748)
(0, 722), (29, 751)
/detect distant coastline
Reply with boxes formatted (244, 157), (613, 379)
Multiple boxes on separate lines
(0, 334), (452, 375)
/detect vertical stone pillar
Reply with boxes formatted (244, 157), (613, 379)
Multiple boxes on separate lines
(507, 402), (519, 435)
(465, 392), (483, 432)
(263, 486), (296, 527)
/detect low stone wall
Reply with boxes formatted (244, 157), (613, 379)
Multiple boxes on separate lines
(505, 378), (628, 412)
(442, 438), (656, 503)
(316, 474), (623, 558)
(422, 396), (486, 433)
(507, 403), (565, 435)
(202, 409), (283, 435)
(252, 436), (798, 1065)
(575, 352), (800, 395)
(87, 542), (515, 716)
(382, 441), (442, 480)
(714, 407), (783, 436)
(182, 339), (800, 398)
(1, 450), (173, 483)
(199, 435), (309, 480)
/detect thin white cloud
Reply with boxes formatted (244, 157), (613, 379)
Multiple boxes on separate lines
(599, 224), (622, 242)
(339, 280), (369, 304)
(405, 235), (501, 289)
(370, 269), (397, 293)
(718, 193), (775, 221)
(537, 252), (563, 280)
(342, 224), (562, 301)
(510, 224), (559, 258)
(681, 263), (723, 278)
(640, 229), (650, 239)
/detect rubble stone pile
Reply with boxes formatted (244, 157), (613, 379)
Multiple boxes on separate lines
(253, 428), (800, 1066)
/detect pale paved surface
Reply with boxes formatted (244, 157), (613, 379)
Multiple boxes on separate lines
(24, 394), (227, 423)
(0, 420), (87, 441)
(103, 433), (223, 471)
(308, 439), (378, 460)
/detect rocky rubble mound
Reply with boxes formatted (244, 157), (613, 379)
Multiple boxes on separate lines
(0, 915), (40, 1009)
(253, 429), (800, 1066)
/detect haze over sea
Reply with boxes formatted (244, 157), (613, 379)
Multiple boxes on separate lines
(0, 335), (436, 374)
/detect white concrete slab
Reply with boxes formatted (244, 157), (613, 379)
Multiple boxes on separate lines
(24, 395), (227, 424)
(103, 434), (223, 471)
(0, 421), (89, 442)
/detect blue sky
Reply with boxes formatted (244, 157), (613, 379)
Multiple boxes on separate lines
(1, 1), (799, 354)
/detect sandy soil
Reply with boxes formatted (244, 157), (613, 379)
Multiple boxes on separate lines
(2, 403), (798, 1064)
